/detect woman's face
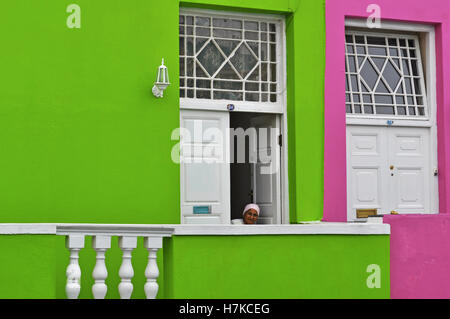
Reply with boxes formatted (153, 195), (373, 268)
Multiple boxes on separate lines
(243, 209), (258, 224)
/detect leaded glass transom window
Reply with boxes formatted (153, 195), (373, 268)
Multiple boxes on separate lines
(179, 13), (280, 103)
(345, 31), (428, 117)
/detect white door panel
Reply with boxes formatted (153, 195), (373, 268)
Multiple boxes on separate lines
(180, 110), (230, 224)
(183, 216), (223, 224)
(184, 163), (221, 202)
(395, 168), (424, 208)
(354, 168), (380, 203)
(388, 127), (430, 213)
(250, 115), (281, 224)
(347, 126), (389, 219)
(347, 125), (435, 220)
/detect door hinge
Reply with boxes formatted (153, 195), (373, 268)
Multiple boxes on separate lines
(278, 134), (283, 147)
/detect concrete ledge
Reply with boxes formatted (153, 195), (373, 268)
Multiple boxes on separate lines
(0, 224), (57, 234)
(0, 222), (390, 236)
(171, 223), (390, 235)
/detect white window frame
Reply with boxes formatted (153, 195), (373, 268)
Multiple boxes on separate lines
(345, 18), (439, 216)
(345, 19), (437, 129)
(179, 8), (290, 225)
(345, 31), (428, 120)
(179, 8), (287, 114)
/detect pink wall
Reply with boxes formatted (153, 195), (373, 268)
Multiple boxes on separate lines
(324, 0), (450, 298)
(323, 0), (450, 222)
(384, 214), (450, 298)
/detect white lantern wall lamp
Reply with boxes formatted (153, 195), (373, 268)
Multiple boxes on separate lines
(152, 58), (170, 98)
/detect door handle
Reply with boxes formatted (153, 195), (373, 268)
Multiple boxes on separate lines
(249, 189), (254, 202)
(389, 165), (394, 170)
(390, 210), (398, 215)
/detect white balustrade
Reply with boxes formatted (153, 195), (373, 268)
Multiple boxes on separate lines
(118, 236), (137, 299)
(92, 235), (111, 299)
(65, 235), (85, 299)
(144, 237), (163, 299)
(59, 224), (173, 299)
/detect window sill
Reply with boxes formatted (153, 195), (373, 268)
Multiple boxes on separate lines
(170, 222), (390, 235)
(0, 222), (390, 236)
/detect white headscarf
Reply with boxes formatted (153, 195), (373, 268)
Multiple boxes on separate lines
(243, 203), (260, 216)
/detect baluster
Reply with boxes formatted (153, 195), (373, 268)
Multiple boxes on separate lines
(92, 235), (111, 299)
(65, 235), (85, 299)
(144, 237), (163, 299)
(118, 236), (137, 299)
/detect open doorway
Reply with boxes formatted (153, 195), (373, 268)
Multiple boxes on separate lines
(230, 112), (282, 224)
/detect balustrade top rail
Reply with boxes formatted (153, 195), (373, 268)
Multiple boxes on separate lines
(57, 224), (175, 237)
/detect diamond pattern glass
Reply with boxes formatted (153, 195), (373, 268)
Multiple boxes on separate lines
(180, 13), (279, 102)
(230, 44), (258, 78)
(345, 31), (427, 117)
(197, 41), (225, 76)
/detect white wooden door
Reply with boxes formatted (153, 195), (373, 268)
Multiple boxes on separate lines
(180, 110), (230, 224)
(347, 125), (435, 220)
(388, 127), (431, 214)
(346, 126), (390, 218)
(250, 115), (281, 224)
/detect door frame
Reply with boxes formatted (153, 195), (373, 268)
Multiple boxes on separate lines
(346, 125), (437, 220)
(345, 19), (439, 220)
(179, 8), (290, 225)
(248, 114), (283, 224)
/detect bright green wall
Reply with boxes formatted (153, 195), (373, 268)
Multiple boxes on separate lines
(0, 234), (389, 299)
(0, 235), (57, 299)
(0, 0), (325, 224)
(164, 235), (390, 299)
(0, 0), (180, 224)
(285, 1), (325, 222)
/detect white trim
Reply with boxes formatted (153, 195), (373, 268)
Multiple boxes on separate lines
(345, 18), (437, 128)
(345, 30), (429, 121)
(279, 17), (290, 224)
(345, 18), (435, 33)
(170, 223), (390, 235)
(179, 8), (286, 114)
(0, 223), (57, 234)
(0, 224), (174, 236)
(346, 118), (433, 127)
(422, 25), (439, 214)
(0, 223), (390, 236)
(180, 99), (283, 114)
(180, 8), (285, 22)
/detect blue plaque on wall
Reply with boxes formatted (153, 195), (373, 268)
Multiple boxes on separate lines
(193, 206), (211, 214)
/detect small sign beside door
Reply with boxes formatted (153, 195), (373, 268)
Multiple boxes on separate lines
(193, 206), (211, 214)
(356, 209), (377, 218)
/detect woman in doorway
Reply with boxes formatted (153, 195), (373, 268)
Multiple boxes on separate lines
(231, 204), (260, 225)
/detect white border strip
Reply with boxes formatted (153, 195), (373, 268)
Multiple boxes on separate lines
(171, 223), (390, 235)
(0, 223), (389, 235)
(0, 224), (57, 235)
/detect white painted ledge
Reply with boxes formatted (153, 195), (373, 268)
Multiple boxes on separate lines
(170, 223), (390, 235)
(0, 223), (390, 236)
(0, 224), (174, 236)
(0, 224), (57, 234)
